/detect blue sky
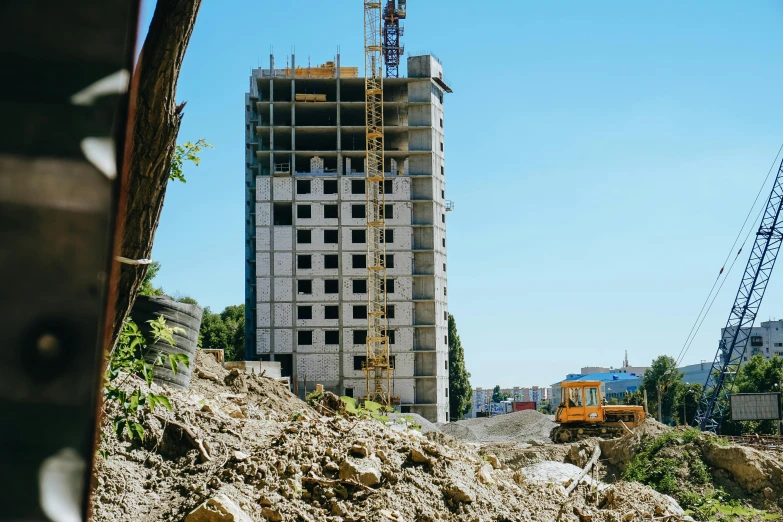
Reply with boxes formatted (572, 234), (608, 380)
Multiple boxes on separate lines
(140, 1), (783, 388)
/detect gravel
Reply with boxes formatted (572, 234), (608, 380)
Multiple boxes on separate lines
(386, 412), (439, 433)
(440, 410), (557, 444)
(518, 461), (585, 484)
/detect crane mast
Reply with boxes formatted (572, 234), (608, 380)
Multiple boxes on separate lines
(695, 156), (783, 431)
(363, 1), (392, 405)
(382, 0), (406, 78)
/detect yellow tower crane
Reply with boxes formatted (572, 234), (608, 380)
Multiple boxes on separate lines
(363, 0), (392, 405)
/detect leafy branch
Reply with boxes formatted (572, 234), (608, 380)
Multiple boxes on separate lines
(104, 316), (189, 442)
(169, 138), (213, 183)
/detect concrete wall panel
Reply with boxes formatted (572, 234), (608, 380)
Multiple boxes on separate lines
(257, 303), (271, 328)
(274, 226), (293, 250)
(255, 253), (271, 277)
(257, 277), (271, 302)
(275, 277), (292, 301)
(275, 328), (293, 353)
(256, 329), (271, 353)
(297, 354), (340, 382)
(273, 252), (293, 276)
(256, 227), (271, 251)
(256, 203), (272, 226)
(274, 303), (292, 327)
(273, 177), (293, 200)
(256, 177), (271, 201)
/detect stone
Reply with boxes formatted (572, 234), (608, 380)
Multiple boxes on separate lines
(350, 443), (369, 457)
(409, 448), (433, 466)
(221, 403), (246, 419)
(261, 507), (283, 521)
(338, 457), (382, 487)
(185, 494), (252, 522)
(375, 450), (388, 462)
(484, 454), (501, 469)
(233, 451), (250, 461)
(478, 463), (493, 484)
(443, 481), (474, 503)
(331, 502), (348, 516)
(324, 461), (340, 473)
(259, 496), (273, 507)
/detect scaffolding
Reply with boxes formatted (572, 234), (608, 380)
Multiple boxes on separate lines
(363, 1), (392, 406)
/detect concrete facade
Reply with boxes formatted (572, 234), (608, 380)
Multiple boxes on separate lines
(244, 55), (450, 423)
(722, 319), (783, 362)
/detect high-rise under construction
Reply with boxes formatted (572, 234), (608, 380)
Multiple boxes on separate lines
(243, 53), (451, 422)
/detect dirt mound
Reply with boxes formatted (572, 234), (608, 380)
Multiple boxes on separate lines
(440, 410), (557, 444)
(92, 353), (689, 521)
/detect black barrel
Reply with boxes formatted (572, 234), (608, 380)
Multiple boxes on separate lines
(130, 295), (203, 390)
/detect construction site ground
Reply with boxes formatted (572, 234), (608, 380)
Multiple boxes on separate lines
(92, 353), (783, 521)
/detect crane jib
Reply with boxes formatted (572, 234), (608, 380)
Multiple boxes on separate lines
(695, 156), (783, 432)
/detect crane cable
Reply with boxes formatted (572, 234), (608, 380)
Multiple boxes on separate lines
(674, 142), (783, 368)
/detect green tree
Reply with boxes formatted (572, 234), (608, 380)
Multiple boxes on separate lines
(447, 314), (472, 420)
(199, 307), (230, 352)
(674, 382), (702, 425)
(642, 355), (684, 422)
(492, 385), (510, 403)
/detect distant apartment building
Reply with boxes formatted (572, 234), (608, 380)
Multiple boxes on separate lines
(468, 386), (551, 417)
(723, 319), (783, 361)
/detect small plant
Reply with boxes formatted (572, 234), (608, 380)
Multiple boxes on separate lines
(104, 317), (189, 442)
(340, 396), (393, 423)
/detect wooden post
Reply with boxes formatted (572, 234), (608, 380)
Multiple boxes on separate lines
(643, 389), (649, 416)
(316, 384), (324, 393)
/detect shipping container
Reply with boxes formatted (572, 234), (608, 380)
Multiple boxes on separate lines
(512, 401), (537, 412)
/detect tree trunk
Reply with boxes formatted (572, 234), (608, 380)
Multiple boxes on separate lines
(110, 0), (202, 346)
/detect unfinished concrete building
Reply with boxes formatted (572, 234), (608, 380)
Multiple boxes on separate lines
(243, 54), (452, 422)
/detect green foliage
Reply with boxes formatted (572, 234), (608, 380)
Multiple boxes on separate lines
(720, 354), (783, 435)
(447, 314), (473, 420)
(642, 355), (684, 422)
(199, 305), (245, 362)
(139, 260), (165, 297)
(492, 384), (510, 403)
(339, 396), (394, 423)
(169, 139), (213, 183)
(674, 382), (702, 425)
(176, 296), (199, 305)
(104, 317), (187, 442)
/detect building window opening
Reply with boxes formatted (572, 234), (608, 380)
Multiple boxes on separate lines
(386, 305), (395, 319)
(297, 255), (312, 269)
(324, 254), (338, 269)
(352, 229), (366, 243)
(344, 387), (354, 398)
(297, 306), (312, 320)
(352, 204), (365, 219)
(384, 204), (393, 219)
(323, 179), (338, 194)
(352, 254), (366, 269)
(324, 279), (339, 293)
(383, 180), (393, 194)
(353, 356), (367, 370)
(273, 203), (293, 225)
(297, 229), (311, 244)
(324, 305), (339, 320)
(353, 305), (367, 319)
(325, 330), (340, 345)
(324, 229), (338, 243)
(298, 330), (313, 345)
(297, 280), (312, 294)
(353, 330), (367, 344)
(297, 204), (311, 219)
(324, 204), (338, 219)
(351, 180), (365, 194)
(353, 279), (367, 293)
(297, 180), (311, 194)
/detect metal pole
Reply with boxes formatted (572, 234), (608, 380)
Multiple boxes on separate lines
(657, 382), (663, 422)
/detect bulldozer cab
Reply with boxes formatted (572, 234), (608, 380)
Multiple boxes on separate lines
(556, 381), (604, 424)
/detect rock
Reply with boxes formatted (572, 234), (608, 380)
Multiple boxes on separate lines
(573, 506), (592, 522)
(621, 513), (635, 522)
(224, 368), (248, 393)
(350, 443), (369, 457)
(221, 403), (246, 419)
(409, 448), (433, 466)
(478, 463), (493, 484)
(484, 454), (501, 469)
(338, 457), (382, 487)
(331, 502), (348, 516)
(233, 451), (250, 461)
(443, 481), (474, 503)
(375, 450), (388, 462)
(324, 461), (339, 473)
(261, 507), (283, 521)
(700, 442), (783, 494)
(259, 496), (273, 507)
(185, 494), (252, 522)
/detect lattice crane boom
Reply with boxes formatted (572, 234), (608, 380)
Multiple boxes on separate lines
(382, 1), (406, 78)
(363, 1), (392, 405)
(695, 156), (783, 431)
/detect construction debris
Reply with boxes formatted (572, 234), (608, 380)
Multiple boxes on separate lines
(440, 409), (557, 444)
(91, 352), (783, 521)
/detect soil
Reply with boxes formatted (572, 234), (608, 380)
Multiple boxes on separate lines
(91, 352), (691, 521)
(439, 410), (557, 444)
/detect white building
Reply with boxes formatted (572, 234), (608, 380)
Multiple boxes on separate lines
(723, 319), (783, 362)
(244, 54), (452, 422)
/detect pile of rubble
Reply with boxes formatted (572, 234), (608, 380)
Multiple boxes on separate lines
(440, 409), (557, 444)
(92, 352), (692, 521)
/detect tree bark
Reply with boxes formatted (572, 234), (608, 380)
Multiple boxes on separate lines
(110, 0), (202, 347)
